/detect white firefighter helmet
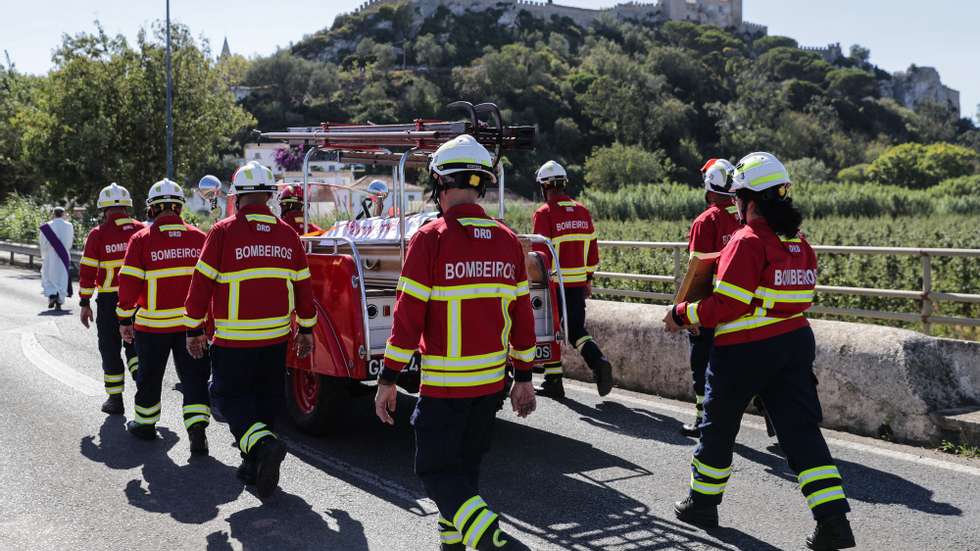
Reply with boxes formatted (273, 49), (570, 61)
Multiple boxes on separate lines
(146, 178), (185, 206)
(367, 179), (389, 199)
(230, 161), (277, 195)
(701, 158), (735, 196)
(731, 152), (791, 193)
(97, 183), (133, 209)
(429, 134), (497, 184)
(535, 160), (567, 186)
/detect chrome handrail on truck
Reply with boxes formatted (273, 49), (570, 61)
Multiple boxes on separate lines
(519, 233), (570, 346)
(302, 234), (374, 362)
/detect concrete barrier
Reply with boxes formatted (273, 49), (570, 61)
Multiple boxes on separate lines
(559, 300), (980, 446)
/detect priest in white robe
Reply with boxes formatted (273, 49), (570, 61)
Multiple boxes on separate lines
(39, 207), (74, 310)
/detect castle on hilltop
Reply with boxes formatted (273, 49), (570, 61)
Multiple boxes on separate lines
(352, 0), (767, 35)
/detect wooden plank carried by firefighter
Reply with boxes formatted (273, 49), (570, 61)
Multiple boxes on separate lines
(673, 253), (721, 303)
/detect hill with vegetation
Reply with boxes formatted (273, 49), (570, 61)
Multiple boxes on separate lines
(233, 1), (980, 196)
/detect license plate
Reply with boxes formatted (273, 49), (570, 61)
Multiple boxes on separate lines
(534, 344), (551, 360)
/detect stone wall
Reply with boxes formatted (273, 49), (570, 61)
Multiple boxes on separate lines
(559, 300), (980, 446)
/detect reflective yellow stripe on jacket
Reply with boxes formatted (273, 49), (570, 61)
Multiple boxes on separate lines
(551, 232), (596, 282)
(715, 308), (804, 337)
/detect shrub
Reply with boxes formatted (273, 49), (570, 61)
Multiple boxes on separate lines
(583, 143), (676, 191)
(837, 163), (869, 183)
(0, 194), (49, 244)
(785, 157), (832, 183)
(867, 142), (977, 188)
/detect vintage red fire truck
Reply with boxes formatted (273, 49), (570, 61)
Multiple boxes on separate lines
(234, 102), (569, 434)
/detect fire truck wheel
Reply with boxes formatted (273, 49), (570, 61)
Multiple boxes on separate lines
(285, 368), (349, 435)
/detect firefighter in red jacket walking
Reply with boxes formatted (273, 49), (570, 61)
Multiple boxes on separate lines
(680, 158), (741, 436)
(665, 153), (855, 550)
(185, 161), (317, 498)
(277, 184), (322, 234)
(375, 135), (537, 550)
(116, 179), (211, 454)
(531, 161), (612, 399)
(79, 183), (143, 415)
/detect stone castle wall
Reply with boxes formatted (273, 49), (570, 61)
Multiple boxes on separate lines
(352, 0), (764, 32)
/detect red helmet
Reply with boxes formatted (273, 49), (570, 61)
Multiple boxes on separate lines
(278, 185), (304, 208)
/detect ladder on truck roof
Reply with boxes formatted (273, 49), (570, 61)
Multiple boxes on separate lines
(259, 101), (535, 170)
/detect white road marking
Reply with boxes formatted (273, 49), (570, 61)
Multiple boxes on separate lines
(566, 385), (980, 478)
(20, 332), (103, 396)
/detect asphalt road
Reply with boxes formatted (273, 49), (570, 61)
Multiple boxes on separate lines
(0, 264), (978, 551)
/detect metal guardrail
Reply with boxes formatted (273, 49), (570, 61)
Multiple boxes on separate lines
(592, 240), (980, 334)
(3, 239), (977, 332)
(0, 240), (82, 268)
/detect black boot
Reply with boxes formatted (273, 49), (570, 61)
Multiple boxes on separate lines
(593, 357), (613, 397)
(101, 394), (124, 415)
(806, 514), (856, 550)
(441, 543), (465, 551)
(253, 437), (287, 498)
(188, 425), (208, 456)
(673, 495), (719, 528)
(535, 375), (565, 399)
(680, 416), (702, 437)
(48, 295), (57, 309)
(126, 420), (157, 440)
(475, 523), (531, 550)
(236, 458), (257, 485)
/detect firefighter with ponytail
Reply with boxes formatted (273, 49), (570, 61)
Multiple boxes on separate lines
(375, 135), (537, 550)
(665, 152), (856, 550)
(116, 179), (212, 453)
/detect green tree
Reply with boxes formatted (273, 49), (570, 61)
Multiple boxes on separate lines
(753, 35), (798, 53)
(757, 47), (831, 84)
(23, 23), (254, 208)
(848, 44), (871, 66)
(919, 143), (978, 185)
(837, 163), (869, 183)
(242, 50), (341, 129)
(583, 143), (675, 191)
(0, 65), (46, 197)
(784, 157), (831, 183)
(825, 68), (877, 100)
(866, 143), (928, 187)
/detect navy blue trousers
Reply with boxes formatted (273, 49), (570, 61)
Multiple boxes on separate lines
(95, 293), (138, 394)
(132, 331), (211, 431)
(413, 393), (502, 547)
(210, 343), (287, 458)
(688, 327), (715, 409)
(691, 326), (850, 520)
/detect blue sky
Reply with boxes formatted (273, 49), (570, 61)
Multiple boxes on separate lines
(1, 0), (976, 121)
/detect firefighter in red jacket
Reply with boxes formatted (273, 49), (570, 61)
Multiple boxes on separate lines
(531, 161), (612, 399)
(375, 135), (537, 551)
(680, 158), (741, 436)
(79, 183), (143, 415)
(665, 153), (855, 551)
(116, 179), (211, 454)
(277, 184), (322, 234)
(185, 161), (317, 498)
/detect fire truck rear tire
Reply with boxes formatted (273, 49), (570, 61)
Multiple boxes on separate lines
(284, 369), (349, 435)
